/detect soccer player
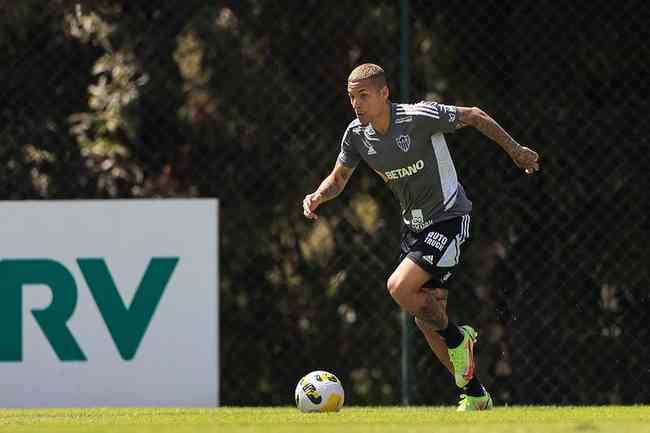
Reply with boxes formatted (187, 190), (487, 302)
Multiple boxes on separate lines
(302, 64), (539, 410)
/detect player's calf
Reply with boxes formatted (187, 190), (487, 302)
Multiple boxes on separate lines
(386, 277), (448, 329)
(416, 287), (449, 330)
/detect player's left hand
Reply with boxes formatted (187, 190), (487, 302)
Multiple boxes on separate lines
(511, 145), (540, 175)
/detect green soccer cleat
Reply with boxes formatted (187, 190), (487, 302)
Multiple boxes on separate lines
(456, 391), (494, 411)
(448, 325), (478, 388)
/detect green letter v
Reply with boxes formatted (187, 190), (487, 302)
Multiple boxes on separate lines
(78, 258), (179, 360)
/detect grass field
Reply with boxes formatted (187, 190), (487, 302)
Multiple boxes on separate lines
(1, 406), (648, 433)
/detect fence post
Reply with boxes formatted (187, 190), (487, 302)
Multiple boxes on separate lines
(399, 0), (413, 407)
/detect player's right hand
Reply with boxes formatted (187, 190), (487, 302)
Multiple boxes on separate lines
(511, 145), (540, 175)
(303, 193), (322, 220)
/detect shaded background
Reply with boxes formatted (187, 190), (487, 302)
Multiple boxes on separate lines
(1, 0), (648, 405)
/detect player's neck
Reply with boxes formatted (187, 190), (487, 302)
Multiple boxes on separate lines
(371, 101), (392, 135)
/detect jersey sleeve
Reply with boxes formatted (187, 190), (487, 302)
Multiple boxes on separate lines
(413, 101), (459, 134)
(337, 124), (361, 168)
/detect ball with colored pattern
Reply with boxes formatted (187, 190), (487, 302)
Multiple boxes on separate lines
(294, 370), (345, 412)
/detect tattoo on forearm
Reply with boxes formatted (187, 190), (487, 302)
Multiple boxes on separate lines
(317, 176), (345, 201)
(472, 111), (521, 156)
(316, 167), (353, 201)
(316, 177), (343, 201)
(339, 168), (353, 182)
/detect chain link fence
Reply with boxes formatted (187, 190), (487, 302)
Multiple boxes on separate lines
(1, 0), (648, 406)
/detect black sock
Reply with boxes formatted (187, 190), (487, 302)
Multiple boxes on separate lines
(436, 322), (464, 348)
(463, 376), (485, 397)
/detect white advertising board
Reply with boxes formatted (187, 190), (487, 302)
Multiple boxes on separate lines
(0, 199), (218, 407)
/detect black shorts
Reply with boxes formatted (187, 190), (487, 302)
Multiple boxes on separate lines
(398, 214), (471, 288)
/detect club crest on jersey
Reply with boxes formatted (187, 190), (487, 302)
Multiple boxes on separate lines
(395, 134), (411, 152)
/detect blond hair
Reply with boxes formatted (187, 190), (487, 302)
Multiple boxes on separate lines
(348, 63), (387, 88)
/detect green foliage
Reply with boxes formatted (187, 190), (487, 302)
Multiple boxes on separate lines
(1, 0), (647, 406)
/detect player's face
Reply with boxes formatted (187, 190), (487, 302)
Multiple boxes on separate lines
(347, 80), (388, 126)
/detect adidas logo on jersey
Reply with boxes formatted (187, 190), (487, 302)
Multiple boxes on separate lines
(361, 137), (377, 155)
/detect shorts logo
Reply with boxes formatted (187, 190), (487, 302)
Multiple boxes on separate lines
(441, 271), (452, 282)
(424, 231), (448, 251)
(395, 134), (411, 152)
(422, 255), (435, 265)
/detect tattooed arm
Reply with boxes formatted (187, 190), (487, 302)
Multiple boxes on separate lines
(303, 161), (355, 220)
(457, 106), (540, 174)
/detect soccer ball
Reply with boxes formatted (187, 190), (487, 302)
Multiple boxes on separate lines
(294, 370), (345, 412)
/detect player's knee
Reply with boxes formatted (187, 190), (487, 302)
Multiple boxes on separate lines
(386, 275), (406, 299)
(386, 276), (398, 296)
(387, 276), (417, 309)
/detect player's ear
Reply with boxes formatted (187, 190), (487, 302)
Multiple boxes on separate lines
(380, 85), (389, 101)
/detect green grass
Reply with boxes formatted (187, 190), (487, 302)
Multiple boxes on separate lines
(0, 406), (649, 433)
